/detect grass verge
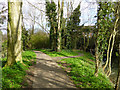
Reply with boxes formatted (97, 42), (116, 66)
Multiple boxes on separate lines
(58, 51), (114, 88)
(38, 49), (80, 57)
(2, 51), (36, 88)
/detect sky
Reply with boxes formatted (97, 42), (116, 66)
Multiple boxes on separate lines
(22, 0), (98, 30)
(0, 0), (98, 34)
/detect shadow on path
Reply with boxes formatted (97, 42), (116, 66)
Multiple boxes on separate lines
(24, 51), (83, 88)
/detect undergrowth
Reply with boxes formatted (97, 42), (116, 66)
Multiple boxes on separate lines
(2, 51), (36, 88)
(58, 51), (114, 88)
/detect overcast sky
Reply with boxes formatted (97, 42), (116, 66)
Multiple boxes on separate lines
(0, 0), (98, 34)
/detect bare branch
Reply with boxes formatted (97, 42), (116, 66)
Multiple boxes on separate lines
(26, 0), (45, 13)
(0, 28), (7, 30)
(23, 17), (49, 34)
(0, 8), (8, 14)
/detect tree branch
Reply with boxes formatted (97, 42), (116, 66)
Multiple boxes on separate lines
(26, 0), (45, 13)
(23, 17), (49, 34)
(0, 8), (8, 14)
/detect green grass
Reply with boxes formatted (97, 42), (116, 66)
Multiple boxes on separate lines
(38, 49), (80, 57)
(2, 51), (36, 88)
(58, 51), (114, 88)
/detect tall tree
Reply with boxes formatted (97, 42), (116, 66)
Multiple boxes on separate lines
(5, 0), (23, 66)
(57, 0), (64, 52)
(66, 4), (81, 49)
(106, 2), (120, 77)
(94, 2), (114, 76)
(46, 0), (57, 51)
(57, 0), (61, 52)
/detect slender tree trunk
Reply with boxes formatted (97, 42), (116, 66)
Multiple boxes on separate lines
(31, 15), (35, 35)
(51, 18), (56, 51)
(0, 31), (1, 89)
(61, 20), (65, 49)
(57, 0), (64, 52)
(64, 29), (67, 49)
(49, 28), (53, 49)
(66, 2), (70, 49)
(85, 34), (89, 51)
(0, 31), (2, 61)
(53, 24), (57, 51)
(103, 34), (113, 72)
(107, 34), (116, 76)
(74, 37), (77, 49)
(107, 7), (119, 77)
(94, 2), (101, 77)
(5, 0), (23, 66)
(83, 34), (86, 51)
(60, 1), (64, 49)
(95, 43), (99, 77)
(57, 0), (61, 52)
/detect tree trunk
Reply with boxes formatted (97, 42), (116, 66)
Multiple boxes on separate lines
(0, 31), (1, 89)
(57, 0), (61, 52)
(49, 28), (53, 49)
(57, 0), (64, 52)
(0, 31), (2, 67)
(83, 34), (86, 51)
(31, 15), (35, 35)
(103, 34), (113, 72)
(85, 34), (89, 51)
(94, 44), (99, 77)
(74, 37), (77, 49)
(94, 2), (101, 77)
(51, 18), (56, 51)
(6, 0), (23, 66)
(107, 34), (116, 77)
(107, 7), (119, 77)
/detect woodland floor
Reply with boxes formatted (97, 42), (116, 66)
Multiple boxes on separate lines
(24, 51), (83, 88)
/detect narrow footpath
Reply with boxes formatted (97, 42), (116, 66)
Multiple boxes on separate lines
(25, 51), (83, 88)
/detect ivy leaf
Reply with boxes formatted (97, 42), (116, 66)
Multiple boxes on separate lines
(116, 52), (119, 57)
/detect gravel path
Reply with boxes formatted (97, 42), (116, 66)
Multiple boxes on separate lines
(25, 51), (80, 89)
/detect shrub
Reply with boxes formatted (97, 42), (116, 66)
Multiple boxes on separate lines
(29, 30), (49, 49)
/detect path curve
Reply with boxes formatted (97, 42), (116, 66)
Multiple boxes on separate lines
(52, 53), (84, 61)
(25, 51), (79, 88)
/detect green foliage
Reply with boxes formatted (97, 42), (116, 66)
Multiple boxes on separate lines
(46, 1), (57, 25)
(79, 51), (95, 61)
(2, 51), (36, 88)
(45, 0), (57, 50)
(29, 30), (49, 49)
(66, 4), (81, 49)
(2, 63), (27, 88)
(22, 51), (36, 65)
(2, 40), (7, 58)
(22, 27), (30, 50)
(59, 52), (114, 88)
(39, 49), (80, 57)
(96, 2), (114, 61)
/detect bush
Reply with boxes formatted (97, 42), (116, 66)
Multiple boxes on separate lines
(29, 30), (49, 49)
